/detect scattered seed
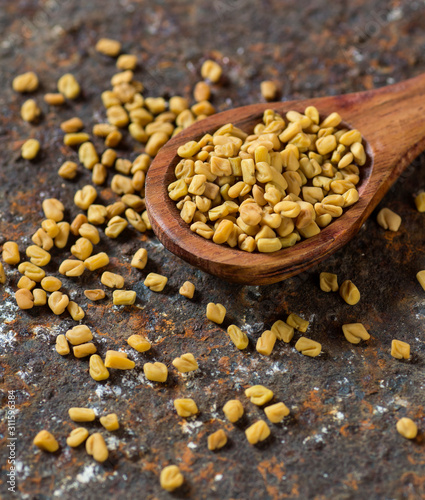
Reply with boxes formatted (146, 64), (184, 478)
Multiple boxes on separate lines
(33, 430), (59, 452)
(295, 337), (321, 357)
(245, 420), (270, 445)
(160, 465), (184, 492)
(174, 398), (198, 417)
(396, 418), (418, 439)
(144, 362), (168, 382)
(391, 339), (410, 360)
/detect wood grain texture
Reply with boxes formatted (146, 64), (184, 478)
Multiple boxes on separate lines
(146, 73), (425, 284)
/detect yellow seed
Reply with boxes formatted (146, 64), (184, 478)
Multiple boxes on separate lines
(415, 192), (425, 212)
(223, 400), (244, 423)
(208, 429), (227, 451)
(0, 262), (5, 284)
(160, 465), (184, 492)
(17, 276), (36, 290)
(79, 223), (100, 244)
(79, 143), (99, 170)
(71, 237), (93, 261)
(245, 420), (270, 445)
(342, 323), (370, 344)
(201, 60), (222, 82)
(145, 131), (168, 156)
(70, 214), (88, 236)
(391, 339), (410, 360)
(112, 290), (136, 305)
(105, 350), (135, 370)
(57, 73), (80, 99)
(100, 413), (119, 431)
(48, 291), (69, 315)
(320, 272), (339, 292)
(21, 99), (41, 122)
(144, 362), (168, 382)
(245, 385), (273, 406)
(63, 132), (90, 147)
(377, 208), (402, 231)
(396, 418), (418, 439)
(25, 245), (51, 267)
(33, 288), (47, 306)
(339, 129), (362, 146)
(179, 281), (195, 299)
(15, 288), (34, 309)
(67, 301), (85, 321)
(41, 276), (62, 292)
(74, 185), (97, 210)
(21, 138), (40, 160)
(89, 354), (110, 381)
(33, 430), (58, 452)
(54, 222), (70, 249)
(194, 81), (211, 102)
(264, 402), (290, 423)
(60, 117), (84, 133)
(55, 334), (70, 356)
(144, 272), (168, 292)
(84, 289), (105, 301)
(417, 270), (425, 291)
(84, 252), (109, 271)
(295, 337), (321, 357)
(66, 428), (89, 447)
(256, 330), (276, 356)
(96, 38), (121, 56)
(73, 342), (97, 358)
(13, 71), (39, 93)
(287, 313), (309, 332)
(59, 259), (85, 277)
(87, 205), (107, 226)
(173, 398), (198, 417)
(86, 433), (109, 463)
(41, 219), (60, 238)
(172, 353), (198, 373)
(131, 248), (148, 269)
(42, 198), (65, 223)
(3, 241), (20, 265)
(206, 303), (226, 324)
(101, 271), (124, 289)
(127, 335), (151, 353)
(117, 54), (137, 70)
(339, 280), (361, 305)
(44, 93), (65, 105)
(68, 407), (96, 422)
(227, 324), (249, 350)
(105, 216), (128, 238)
(271, 320), (294, 343)
(260, 81), (277, 101)
(18, 262), (45, 281)
(66, 325), (93, 345)
(92, 163), (107, 185)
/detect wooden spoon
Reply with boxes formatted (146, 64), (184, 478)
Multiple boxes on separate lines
(145, 73), (425, 285)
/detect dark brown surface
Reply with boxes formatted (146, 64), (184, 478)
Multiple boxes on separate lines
(0, 1), (425, 499)
(146, 74), (425, 284)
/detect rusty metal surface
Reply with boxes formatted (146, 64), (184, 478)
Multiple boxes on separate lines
(0, 1), (425, 499)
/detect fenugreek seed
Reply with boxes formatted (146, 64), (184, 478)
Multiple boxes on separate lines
(71, 237), (93, 261)
(44, 93), (65, 105)
(101, 271), (124, 289)
(21, 138), (40, 160)
(41, 276), (62, 292)
(286, 313), (309, 332)
(69, 407), (96, 422)
(111, 174), (134, 195)
(70, 214), (88, 236)
(84, 289), (105, 301)
(415, 192), (425, 212)
(174, 398), (198, 417)
(96, 37), (121, 57)
(131, 248), (148, 270)
(193, 81), (211, 102)
(92, 163), (107, 185)
(13, 72), (39, 93)
(42, 198), (64, 222)
(67, 301), (85, 321)
(142, 210), (152, 230)
(115, 158), (132, 175)
(339, 129), (362, 146)
(73, 342), (97, 358)
(227, 324), (249, 349)
(112, 290), (136, 306)
(271, 320), (294, 343)
(160, 465), (184, 492)
(320, 272), (339, 292)
(201, 60), (222, 82)
(66, 428), (89, 447)
(144, 272), (168, 292)
(342, 323), (370, 344)
(264, 402), (290, 423)
(58, 160), (78, 179)
(391, 339), (410, 360)
(117, 53), (137, 70)
(206, 303), (226, 324)
(74, 184), (97, 210)
(84, 252), (109, 271)
(18, 262), (45, 281)
(179, 281), (195, 299)
(132, 170), (145, 191)
(48, 291), (69, 315)
(396, 418), (418, 439)
(172, 353), (198, 373)
(144, 362), (168, 382)
(87, 204), (107, 225)
(54, 222), (70, 249)
(339, 280), (360, 305)
(0, 262), (5, 285)
(145, 132), (169, 157)
(377, 208), (402, 231)
(21, 99), (41, 122)
(60, 117), (84, 133)
(17, 276), (36, 290)
(106, 202), (126, 220)
(417, 270), (425, 291)
(59, 259), (85, 277)
(3, 241), (20, 265)
(192, 100), (215, 116)
(295, 337), (321, 357)
(144, 97), (166, 115)
(33, 430), (59, 452)
(125, 208), (147, 232)
(32, 228), (53, 251)
(79, 142), (99, 170)
(89, 354), (110, 381)
(245, 420), (270, 445)
(260, 81), (277, 101)
(223, 400), (244, 423)
(33, 288), (46, 306)
(93, 123), (117, 137)
(55, 334), (70, 355)
(105, 350), (135, 369)
(63, 132), (90, 146)
(86, 433), (109, 463)
(57, 73), (80, 99)
(105, 216), (128, 238)
(100, 413), (119, 431)
(102, 148), (117, 168)
(26, 245), (51, 267)
(208, 429), (227, 451)
(15, 288), (34, 309)
(245, 385), (274, 406)
(127, 334), (151, 353)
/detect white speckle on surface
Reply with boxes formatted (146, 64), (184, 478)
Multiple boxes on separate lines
(387, 7), (403, 21)
(214, 474), (223, 481)
(181, 419), (203, 434)
(76, 464), (98, 484)
(187, 441), (197, 449)
(334, 412), (345, 421)
(105, 434), (120, 450)
(374, 405), (388, 415)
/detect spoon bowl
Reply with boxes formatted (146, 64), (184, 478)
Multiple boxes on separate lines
(146, 73), (425, 284)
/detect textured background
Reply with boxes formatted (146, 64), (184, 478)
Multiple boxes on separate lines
(0, 1), (425, 499)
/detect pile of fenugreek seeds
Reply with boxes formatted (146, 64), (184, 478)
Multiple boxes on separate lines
(170, 109), (364, 252)
(2, 37), (425, 493)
